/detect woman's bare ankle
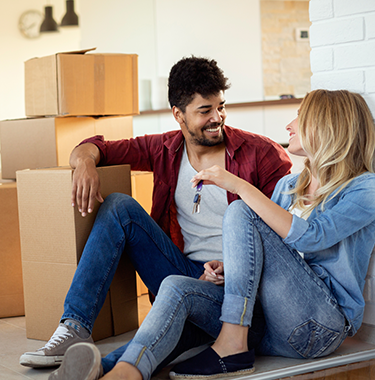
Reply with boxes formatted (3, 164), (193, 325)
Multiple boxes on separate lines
(101, 361), (142, 380)
(211, 323), (249, 358)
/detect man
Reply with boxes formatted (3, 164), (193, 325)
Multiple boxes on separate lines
(20, 56), (292, 373)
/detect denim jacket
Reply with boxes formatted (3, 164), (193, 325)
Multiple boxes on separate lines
(271, 172), (375, 335)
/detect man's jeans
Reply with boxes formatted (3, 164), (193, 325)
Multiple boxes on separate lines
(61, 194), (206, 363)
(113, 200), (349, 379)
(62, 193), (205, 329)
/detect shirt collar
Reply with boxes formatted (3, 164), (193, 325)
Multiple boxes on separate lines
(164, 130), (184, 155)
(223, 125), (246, 157)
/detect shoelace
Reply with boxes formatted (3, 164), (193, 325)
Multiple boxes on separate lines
(38, 325), (73, 351)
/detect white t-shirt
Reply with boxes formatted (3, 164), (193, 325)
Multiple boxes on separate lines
(174, 144), (228, 262)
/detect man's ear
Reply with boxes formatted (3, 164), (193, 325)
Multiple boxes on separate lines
(172, 106), (184, 125)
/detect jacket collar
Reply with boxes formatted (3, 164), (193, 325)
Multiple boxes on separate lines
(286, 173), (300, 189)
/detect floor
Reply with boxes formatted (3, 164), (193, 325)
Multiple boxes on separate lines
(0, 295), (165, 380)
(2, 295), (375, 380)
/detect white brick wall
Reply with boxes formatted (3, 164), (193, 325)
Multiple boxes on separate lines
(309, 0), (375, 328)
(309, 0), (375, 115)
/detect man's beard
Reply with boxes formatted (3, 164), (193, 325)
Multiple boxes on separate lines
(185, 121), (225, 147)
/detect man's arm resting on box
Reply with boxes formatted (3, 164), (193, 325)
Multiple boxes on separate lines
(70, 142), (103, 217)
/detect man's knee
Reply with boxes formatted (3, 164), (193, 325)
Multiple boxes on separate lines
(104, 192), (133, 205)
(102, 192), (140, 213)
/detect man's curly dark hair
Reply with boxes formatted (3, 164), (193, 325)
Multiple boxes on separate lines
(168, 56), (231, 112)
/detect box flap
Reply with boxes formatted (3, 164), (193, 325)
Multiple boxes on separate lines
(57, 47), (97, 55)
(25, 48), (97, 62)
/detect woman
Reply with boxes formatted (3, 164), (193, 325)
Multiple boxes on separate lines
(50, 89), (375, 380)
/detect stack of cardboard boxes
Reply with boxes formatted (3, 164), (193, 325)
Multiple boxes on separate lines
(0, 49), (152, 341)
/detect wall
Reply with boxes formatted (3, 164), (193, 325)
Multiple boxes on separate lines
(261, 0), (311, 99)
(79, 0), (264, 107)
(309, 0), (375, 116)
(78, 0), (299, 141)
(0, 0), (81, 121)
(0, 1), (301, 145)
(309, 0), (375, 337)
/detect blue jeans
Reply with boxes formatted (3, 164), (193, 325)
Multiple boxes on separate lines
(60, 194), (207, 361)
(114, 200), (349, 379)
(102, 285), (265, 377)
(220, 200), (349, 358)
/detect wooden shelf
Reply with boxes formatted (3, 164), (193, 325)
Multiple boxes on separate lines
(138, 98), (303, 116)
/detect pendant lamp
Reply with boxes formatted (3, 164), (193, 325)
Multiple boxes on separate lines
(61, 0), (79, 26)
(40, 6), (59, 33)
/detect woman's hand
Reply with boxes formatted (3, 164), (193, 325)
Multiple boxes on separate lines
(191, 165), (247, 195)
(192, 165), (293, 239)
(199, 260), (225, 285)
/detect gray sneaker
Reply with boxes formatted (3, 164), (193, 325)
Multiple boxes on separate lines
(48, 343), (102, 380)
(19, 323), (94, 368)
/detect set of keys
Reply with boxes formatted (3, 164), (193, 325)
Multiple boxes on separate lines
(192, 180), (203, 214)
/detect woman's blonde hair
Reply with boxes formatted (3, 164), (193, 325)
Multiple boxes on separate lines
(290, 89), (375, 214)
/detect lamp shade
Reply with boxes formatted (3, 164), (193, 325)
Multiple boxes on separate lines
(40, 6), (59, 33)
(61, 0), (79, 26)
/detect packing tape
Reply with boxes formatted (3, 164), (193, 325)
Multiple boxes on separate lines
(94, 55), (105, 114)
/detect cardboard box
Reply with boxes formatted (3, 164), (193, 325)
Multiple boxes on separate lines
(0, 182), (24, 318)
(25, 49), (139, 117)
(16, 165), (138, 341)
(0, 115), (133, 179)
(131, 171), (154, 296)
(131, 171), (153, 215)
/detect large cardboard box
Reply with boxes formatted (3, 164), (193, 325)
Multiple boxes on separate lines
(25, 49), (139, 117)
(16, 165), (138, 341)
(0, 182), (24, 318)
(0, 115), (133, 179)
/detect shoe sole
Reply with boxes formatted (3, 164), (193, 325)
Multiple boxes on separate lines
(19, 354), (63, 368)
(169, 367), (255, 380)
(50, 343), (102, 380)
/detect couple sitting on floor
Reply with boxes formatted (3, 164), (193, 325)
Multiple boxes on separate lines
(20, 56), (375, 380)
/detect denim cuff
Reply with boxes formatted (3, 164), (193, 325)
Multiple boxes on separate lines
(220, 294), (253, 327)
(118, 342), (158, 380)
(284, 214), (309, 245)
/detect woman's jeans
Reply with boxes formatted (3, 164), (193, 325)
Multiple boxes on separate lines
(115, 200), (349, 380)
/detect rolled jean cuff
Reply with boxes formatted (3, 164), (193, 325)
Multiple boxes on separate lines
(220, 294), (253, 327)
(117, 342), (158, 380)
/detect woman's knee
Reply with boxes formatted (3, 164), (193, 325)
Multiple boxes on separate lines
(157, 275), (203, 305)
(159, 275), (193, 295)
(223, 200), (257, 227)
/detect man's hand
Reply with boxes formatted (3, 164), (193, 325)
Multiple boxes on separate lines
(70, 143), (103, 217)
(199, 260), (224, 285)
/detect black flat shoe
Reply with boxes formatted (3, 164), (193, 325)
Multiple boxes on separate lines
(169, 347), (255, 379)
